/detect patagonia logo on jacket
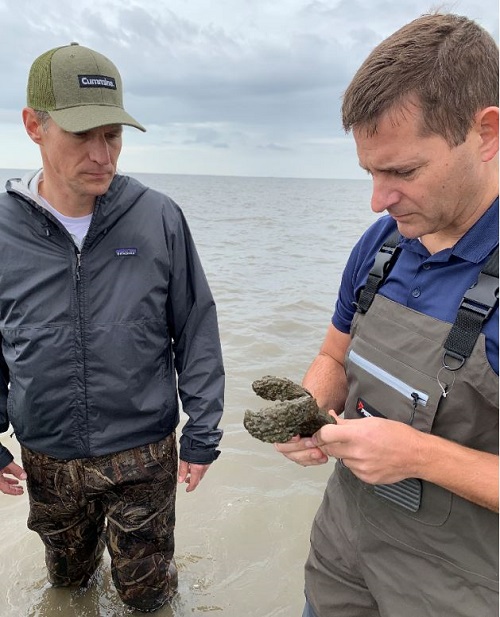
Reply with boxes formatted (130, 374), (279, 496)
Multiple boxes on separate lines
(115, 248), (138, 257)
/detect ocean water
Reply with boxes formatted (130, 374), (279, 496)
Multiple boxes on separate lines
(0, 170), (377, 617)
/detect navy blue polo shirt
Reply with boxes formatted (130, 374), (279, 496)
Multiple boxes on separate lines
(333, 198), (499, 374)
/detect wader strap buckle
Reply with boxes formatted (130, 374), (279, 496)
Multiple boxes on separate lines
(443, 246), (499, 362)
(356, 228), (401, 314)
(374, 478), (422, 512)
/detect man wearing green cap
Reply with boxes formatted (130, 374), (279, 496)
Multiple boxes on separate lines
(0, 43), (225, 613)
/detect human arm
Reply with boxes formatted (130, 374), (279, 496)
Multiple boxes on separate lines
(311, 412), (499, 513)
(0, 340), (22, 495)
(0, 342), (25, 496)
(302, 323), (350, 411)
(166, 204), (224, 470)
(275, 324), (351, 466)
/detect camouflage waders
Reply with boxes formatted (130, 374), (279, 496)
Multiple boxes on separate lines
(21, 432), (178, 612)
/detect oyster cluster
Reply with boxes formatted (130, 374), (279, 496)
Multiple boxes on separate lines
(243, 375), (335, 443)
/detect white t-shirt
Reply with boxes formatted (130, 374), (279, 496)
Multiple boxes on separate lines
(28, 170), (92, 250)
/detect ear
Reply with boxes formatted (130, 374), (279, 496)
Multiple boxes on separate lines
(22, 107), (46, 145)
(475, 106), (499, 163)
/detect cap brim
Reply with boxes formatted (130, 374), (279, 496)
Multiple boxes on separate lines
(49, 105), (146, 132)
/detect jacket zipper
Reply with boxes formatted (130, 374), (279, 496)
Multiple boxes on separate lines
(348, 349), (429, 407)
(76, 250), (82, 282)
(75, 248), (90, 455)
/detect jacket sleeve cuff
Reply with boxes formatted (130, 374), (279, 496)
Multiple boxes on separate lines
(179, 437), (221, 464)
(0, 443), (14, 470)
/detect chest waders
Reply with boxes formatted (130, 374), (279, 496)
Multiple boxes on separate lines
(305, 233), (499, 617)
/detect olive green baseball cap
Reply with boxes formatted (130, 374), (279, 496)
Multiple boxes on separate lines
(27, 42), (145, 132)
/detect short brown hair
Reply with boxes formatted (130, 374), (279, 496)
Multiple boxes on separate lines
(342, 13), (499, 146)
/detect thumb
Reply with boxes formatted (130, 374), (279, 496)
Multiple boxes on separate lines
(5, 462), (27, 480)
(328, 409), (344, 424)
(310, 410), (342, 447)
(177, 459), (189, 483)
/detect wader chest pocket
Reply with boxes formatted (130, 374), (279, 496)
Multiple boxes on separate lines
(345, 345), (443, 434)
(345, 343), (447, 515)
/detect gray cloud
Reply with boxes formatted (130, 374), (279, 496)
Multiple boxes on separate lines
(259, 143), (293, 151)
(0, 0), (497, 178)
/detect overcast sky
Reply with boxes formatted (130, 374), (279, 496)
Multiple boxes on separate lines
(1, 0), (498, 179)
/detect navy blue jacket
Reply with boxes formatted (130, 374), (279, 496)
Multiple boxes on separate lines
(0, 173), (224, 469)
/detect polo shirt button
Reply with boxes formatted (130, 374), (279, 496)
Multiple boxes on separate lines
(412, 288), (421, 298)
(423, 263), (431, 270)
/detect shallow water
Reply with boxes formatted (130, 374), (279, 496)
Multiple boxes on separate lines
(0, 171), (376, 617)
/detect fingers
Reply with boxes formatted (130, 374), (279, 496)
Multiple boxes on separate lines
(5, 461), (27, 480)
(0, 462), (27, 496)
(177, 459), (189, 484)
(286, 449), (329, 466)
(274, 436), (329, 466)
(310, 413), (351, 449)
(273, 434), (301, 453)
(0, 479), (24, 495)
(178, 461), (209, 493)
(3, 477), (20, 485)
(328, 409), (342, 422)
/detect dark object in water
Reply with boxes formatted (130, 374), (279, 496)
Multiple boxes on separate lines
(244, 375), (336, 443)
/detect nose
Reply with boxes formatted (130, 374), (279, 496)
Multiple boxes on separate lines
(89, 134), (112, 166)
(371, 176), (401, 214)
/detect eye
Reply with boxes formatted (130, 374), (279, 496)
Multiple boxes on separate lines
(394, 168), (416, 179)
(106, 131), (122, 141)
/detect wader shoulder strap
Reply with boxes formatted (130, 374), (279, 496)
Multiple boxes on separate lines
(356, 228), (402, 314)
(443, 245), (499, 362)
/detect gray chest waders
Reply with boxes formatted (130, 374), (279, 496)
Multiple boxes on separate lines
(307, 231), (498, 616)
(352, 232), (498, 512)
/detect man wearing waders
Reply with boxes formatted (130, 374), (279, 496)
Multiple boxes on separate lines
(276, 12), (499, 617)
(0, 43), (225, 612)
